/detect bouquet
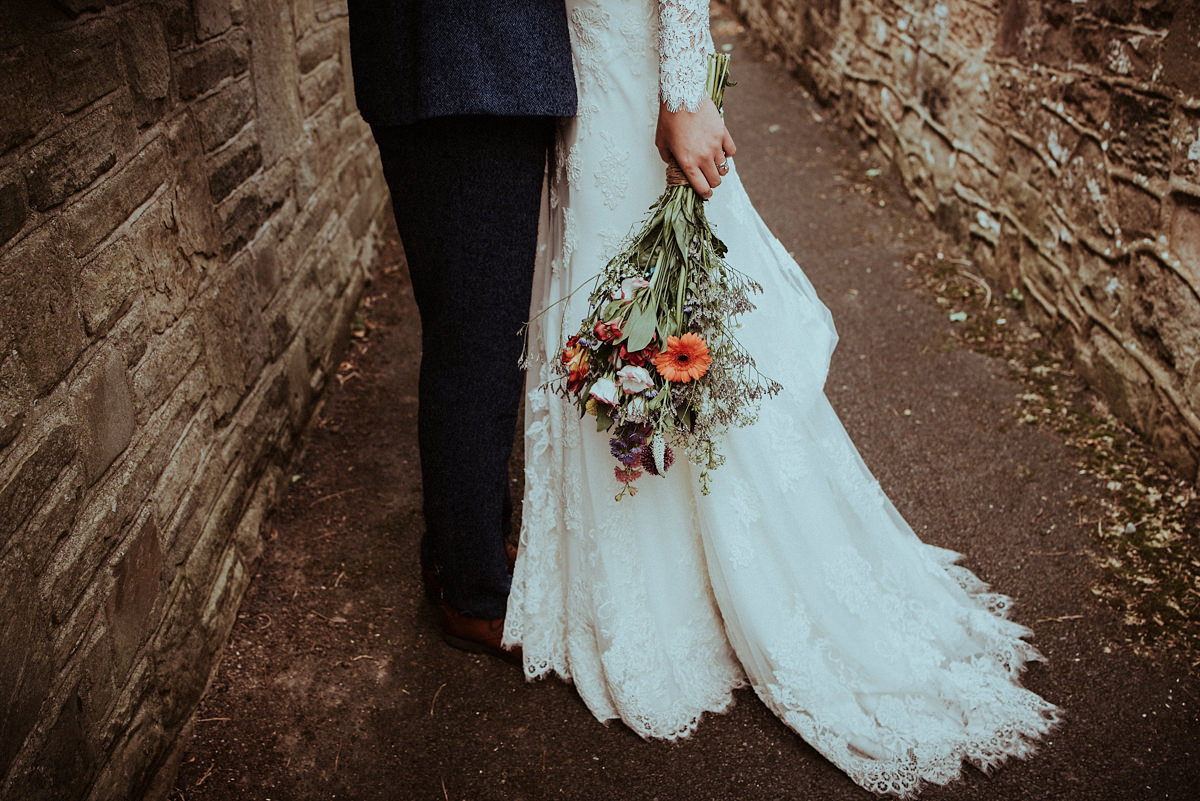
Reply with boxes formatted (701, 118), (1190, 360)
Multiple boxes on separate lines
(557, 53), (781, 499)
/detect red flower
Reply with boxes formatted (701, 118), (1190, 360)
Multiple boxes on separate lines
(563, 336), (589, 394)
(562, 335), (581, 364)
(619, 341), (659, 368)
(594, 319), (623, 342)
(654, 333), (711, 383)
(614, 466), (643, 484)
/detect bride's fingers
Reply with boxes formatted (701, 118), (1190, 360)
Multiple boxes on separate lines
(698, 159), (722, 192)
(715, 147), (732, 176)
(722, 129), (736, 158)
(681, 163), (714, 197)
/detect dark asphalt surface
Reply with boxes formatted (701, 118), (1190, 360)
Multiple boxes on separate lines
(171, 17), (1199, 801)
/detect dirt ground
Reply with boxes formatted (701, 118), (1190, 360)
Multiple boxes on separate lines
(170, 16), (1198, 801)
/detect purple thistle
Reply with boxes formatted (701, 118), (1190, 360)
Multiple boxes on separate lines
(641, 444), (675, 476)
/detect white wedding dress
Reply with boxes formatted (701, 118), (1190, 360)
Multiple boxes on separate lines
(504, 1), (1061, 796)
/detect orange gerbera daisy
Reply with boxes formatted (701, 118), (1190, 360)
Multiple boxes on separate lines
(654, 333), (712, 383)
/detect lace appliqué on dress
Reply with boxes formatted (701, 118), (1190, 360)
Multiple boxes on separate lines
(569, 5), (612, 91)
(595, 130), (630, 210)
(657, 0), (710, 111)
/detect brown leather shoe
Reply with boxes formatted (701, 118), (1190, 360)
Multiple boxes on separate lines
(436, 603), (522, 665)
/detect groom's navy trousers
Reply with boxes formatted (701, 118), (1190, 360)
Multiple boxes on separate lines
(347, 1), (576, 619)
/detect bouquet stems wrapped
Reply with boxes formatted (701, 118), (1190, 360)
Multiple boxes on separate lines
(558, 53), (781, 498)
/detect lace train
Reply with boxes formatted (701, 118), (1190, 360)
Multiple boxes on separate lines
(504, 1), (1061, 796)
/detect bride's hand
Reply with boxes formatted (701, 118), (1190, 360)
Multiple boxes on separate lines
(655, 97), (737, 199)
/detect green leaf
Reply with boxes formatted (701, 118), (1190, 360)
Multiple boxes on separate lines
(599, 299), (625, 320)
(670, 211), (691, 256)
(623, 301), (658, 352)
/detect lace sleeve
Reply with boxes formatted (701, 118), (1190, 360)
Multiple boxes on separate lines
(657, 0), (712, 112)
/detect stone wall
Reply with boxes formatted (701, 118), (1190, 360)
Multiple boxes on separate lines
(0, 1), (389, 798)
(730, 0), (1200, 481)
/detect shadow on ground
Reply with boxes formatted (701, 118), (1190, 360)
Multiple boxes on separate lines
(171, 15), (1198, 801)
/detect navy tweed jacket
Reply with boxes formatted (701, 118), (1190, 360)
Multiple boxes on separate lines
(347, 0), (578, 125)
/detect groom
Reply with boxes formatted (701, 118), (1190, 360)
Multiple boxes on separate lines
(346, 1), (576, 659)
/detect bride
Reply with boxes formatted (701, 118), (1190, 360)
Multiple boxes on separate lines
(503, 1), (1061, 796)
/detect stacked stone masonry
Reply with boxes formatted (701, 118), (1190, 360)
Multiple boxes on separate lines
(730, 0), (1200, 481)
(0, 1), (390, 798)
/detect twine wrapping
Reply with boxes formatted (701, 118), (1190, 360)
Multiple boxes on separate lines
(665, 161), (689, 187)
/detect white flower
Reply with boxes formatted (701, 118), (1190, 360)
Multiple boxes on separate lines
(652, 433), (667, 474)
(589, 376), (620, 406)
(623, 396), (648, 422)
(611, 276), (651, 300)
(617, 365), (654, 394)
